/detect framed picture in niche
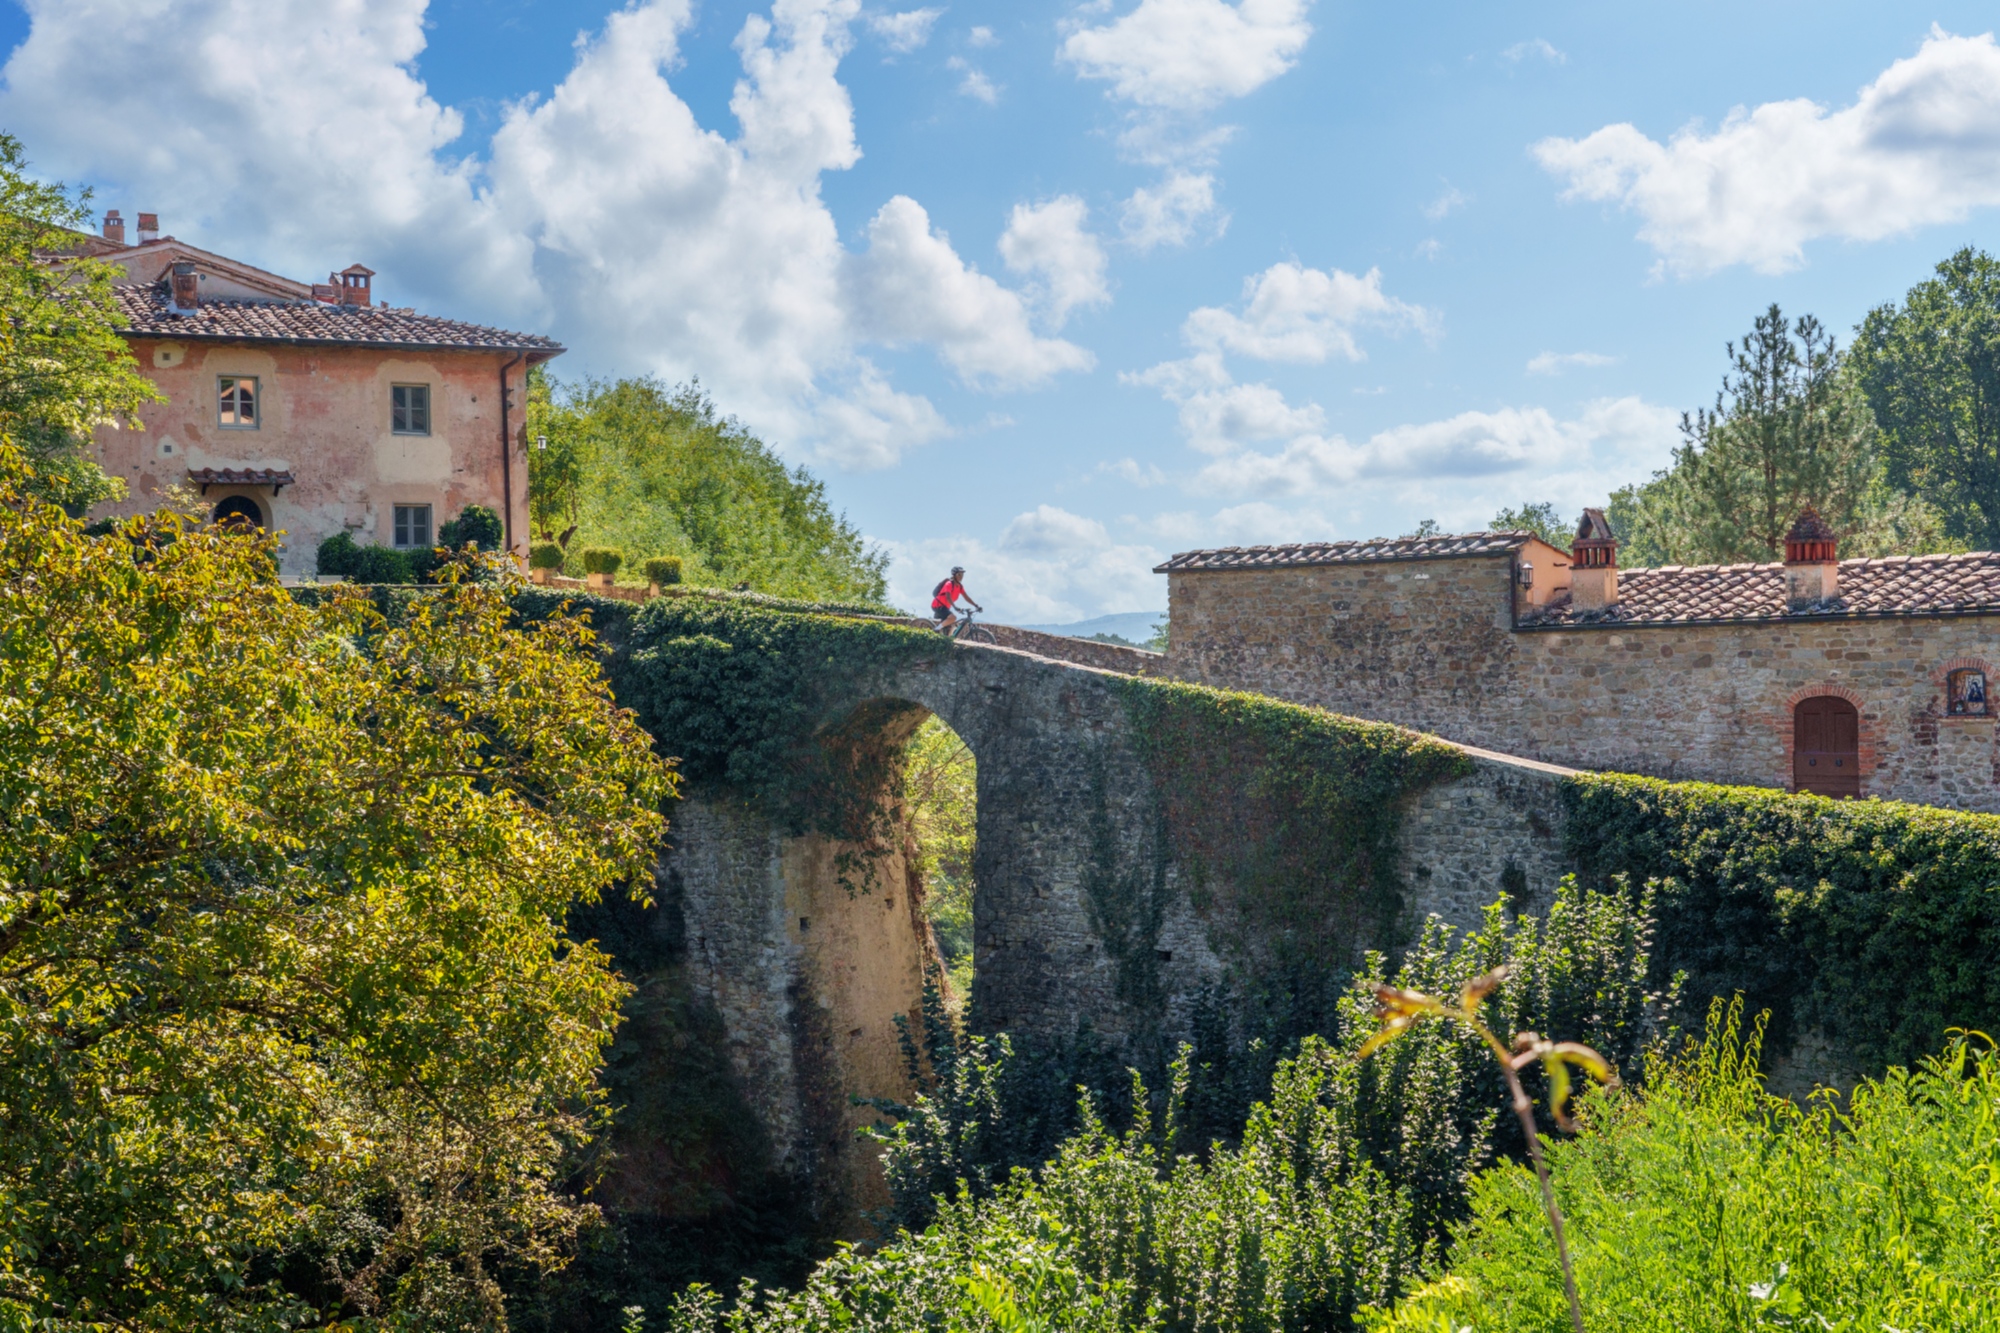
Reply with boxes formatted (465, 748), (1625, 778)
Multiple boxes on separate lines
(1947, 667), (1989, 716)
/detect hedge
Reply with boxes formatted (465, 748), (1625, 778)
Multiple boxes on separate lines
(1564, 773), (2000, 1067)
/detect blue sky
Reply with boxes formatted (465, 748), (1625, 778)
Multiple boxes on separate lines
(5, 1), (1998, 620)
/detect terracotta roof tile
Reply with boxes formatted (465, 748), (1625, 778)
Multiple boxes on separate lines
(113, 281), (562, 354)
(188, 467), (294, 489)
(1155, 531), (1533, 572)
(1520, 552), (2000, 627)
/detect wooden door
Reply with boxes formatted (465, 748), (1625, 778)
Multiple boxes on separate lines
(1794, 697), (1860, 797)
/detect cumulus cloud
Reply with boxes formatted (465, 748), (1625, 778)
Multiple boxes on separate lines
(1059, 0), (1314, 112)
(1, 0), (1087, 471)
(967, 24), (996, 46)
(1526, 350), (1618, 375)
(1422, 183), (1467, 220)
(1534, 27), (2000, 275)
(879, 504), (1164, 621)
(846, 196), (1095, 388)
(1502, 37), (1565, 64)
(946, 55), (999, 102)
(1182, 262), (1433, 363)
(999, 196), (1111, 326)
(868, 7), (942, 53)
(1120, 170), (1227, 249)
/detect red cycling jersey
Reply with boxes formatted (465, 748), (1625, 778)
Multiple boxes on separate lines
(931, 578), (965, 609)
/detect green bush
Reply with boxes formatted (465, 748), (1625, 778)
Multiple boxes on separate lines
(439, 503), (503, 551)
(643, 555), (683, 587)
(315, 530), (359, 577)
(672, 882), (1663, 1333)
(1364, 1001), (2000, 1332)
(581, 546), (624, 577)
(347, 543), (415, 585)
(1564, 773), (2000, 1067)
(529, 542), (564, 571)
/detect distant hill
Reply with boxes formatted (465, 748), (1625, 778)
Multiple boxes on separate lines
(1016, 611), (1166, 644)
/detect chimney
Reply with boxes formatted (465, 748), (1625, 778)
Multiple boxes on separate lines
(1784, 507), (1839, 608)
(168, 261), (200, 315)
(101, 209), (126, 245)
(337, 263), (374, 307)
(1570, 507), (1618, 611)
(137, 212), (160, 243)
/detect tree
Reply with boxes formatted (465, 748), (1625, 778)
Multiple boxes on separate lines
(1490, 501), (1572, 549)
(1604, 305), (1953, 565)
(0, 133), (158, 512)
(1853, 247), (2000, 550)
(527, 374), (888, 604)
(0, 474), (675, 1327)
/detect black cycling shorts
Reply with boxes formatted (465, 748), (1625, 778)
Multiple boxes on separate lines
(931, 604), (954, 621)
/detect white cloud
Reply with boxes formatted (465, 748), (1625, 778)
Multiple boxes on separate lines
(1101, 457), (1169, 486)
(967, 24), (996, 46)
(845, 196), (1095, 388)
(1182, 262), (1433, 363)
(1534, 27), (2000, 275)
(1059, 0), (1314, 112)
(1413, 238), (1443, 260)
(868, 7), (942, 53)
(946, 55), (1000, 102)
(999, 196), (1111, 326)
(1120, 171), (1227, 249)
(2, 0), (1083, 472)
(1422, 183), (1467, 220)
(1502, 37), (1565, 64)
(880, 504), (1164, 620)
(1526, 350), (1619, 375)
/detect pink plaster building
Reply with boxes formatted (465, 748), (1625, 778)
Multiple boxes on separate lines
(84, 210), (562, 574)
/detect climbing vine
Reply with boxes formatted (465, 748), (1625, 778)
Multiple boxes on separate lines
(1564, 772), (2000, 1066)
(1115, 678), (1473, 980)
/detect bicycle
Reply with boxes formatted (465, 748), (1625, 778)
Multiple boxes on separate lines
(941, 605), (996, 644)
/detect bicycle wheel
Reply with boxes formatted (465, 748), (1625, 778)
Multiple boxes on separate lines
(960, 623), (996, 644)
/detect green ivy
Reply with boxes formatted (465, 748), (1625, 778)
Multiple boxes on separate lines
(1115, 678), (1474, 977)
(1562, 772), (2000, 1067)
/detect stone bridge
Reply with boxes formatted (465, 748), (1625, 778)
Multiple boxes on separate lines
(657, 625), (1577, 1223)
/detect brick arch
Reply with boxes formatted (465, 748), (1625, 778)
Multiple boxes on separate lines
(1778, 684), (1875, 794)
(1931, 655), (1997, 724)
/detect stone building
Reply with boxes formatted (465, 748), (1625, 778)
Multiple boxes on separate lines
(1158, 510), (2000, 812)
(81, 211), (561, 573)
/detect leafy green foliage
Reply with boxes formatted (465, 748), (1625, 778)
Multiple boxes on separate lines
(1563, 772), (2000, 1067)
(903, 716), (977, 1003)
(440, 502), (504, 551)
(0, 134), (159, 513)
(1117, 679), (1473, 981)
(583, 545), (626, 576)
(531, 541), (566, 571)
(1365, 1001), (2000, 1333)
(644, 555), (684, 587)
(1606, 304), (1955, 565)
(0, 465), (675, 1327)
(605, 597), (946, 840)
(316, 529), (416, 583)
(526, 373), (887, 602)
(1854, 246), (2000, 551)
(699, 884), (1663, 1333)
(1490, 501), (1572, 548)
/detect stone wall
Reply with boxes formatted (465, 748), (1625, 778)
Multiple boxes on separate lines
(1166, 555), (2000, 812)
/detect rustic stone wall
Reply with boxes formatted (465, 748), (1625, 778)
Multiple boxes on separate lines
(1166, 556), (2000, 812)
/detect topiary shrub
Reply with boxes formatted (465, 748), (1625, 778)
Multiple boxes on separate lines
(529, 542), (564, 571)
(643, 555), (682, 587)
(439, 503), (503, 551)
(315, 530), (359, 577)
(347, 544), (415, 585)
(581, 547), (624, 577)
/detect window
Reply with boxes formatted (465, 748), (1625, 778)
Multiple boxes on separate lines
(392, 383), (431, 435)
(217, 375), (258, 428)
(392, 504), (432, 549)
(1948, 668), (1990, 717)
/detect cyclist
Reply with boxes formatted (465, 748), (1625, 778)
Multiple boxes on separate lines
(930, 566), (981, 635)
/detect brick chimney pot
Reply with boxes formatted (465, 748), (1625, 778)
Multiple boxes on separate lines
(101, 210), (125, 245)
(1784, 507), (1839, 608)
(137, 212), (159, 243)
(1570, 507), (1618, 611)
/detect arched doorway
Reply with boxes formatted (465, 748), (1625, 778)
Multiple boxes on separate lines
(211, 496), (265, 530)
(1794, 696), (1860, 797)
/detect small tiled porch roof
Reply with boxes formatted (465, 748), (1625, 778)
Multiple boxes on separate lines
(1154, 531), (1534, 572)
(188, 467), (295, 493)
